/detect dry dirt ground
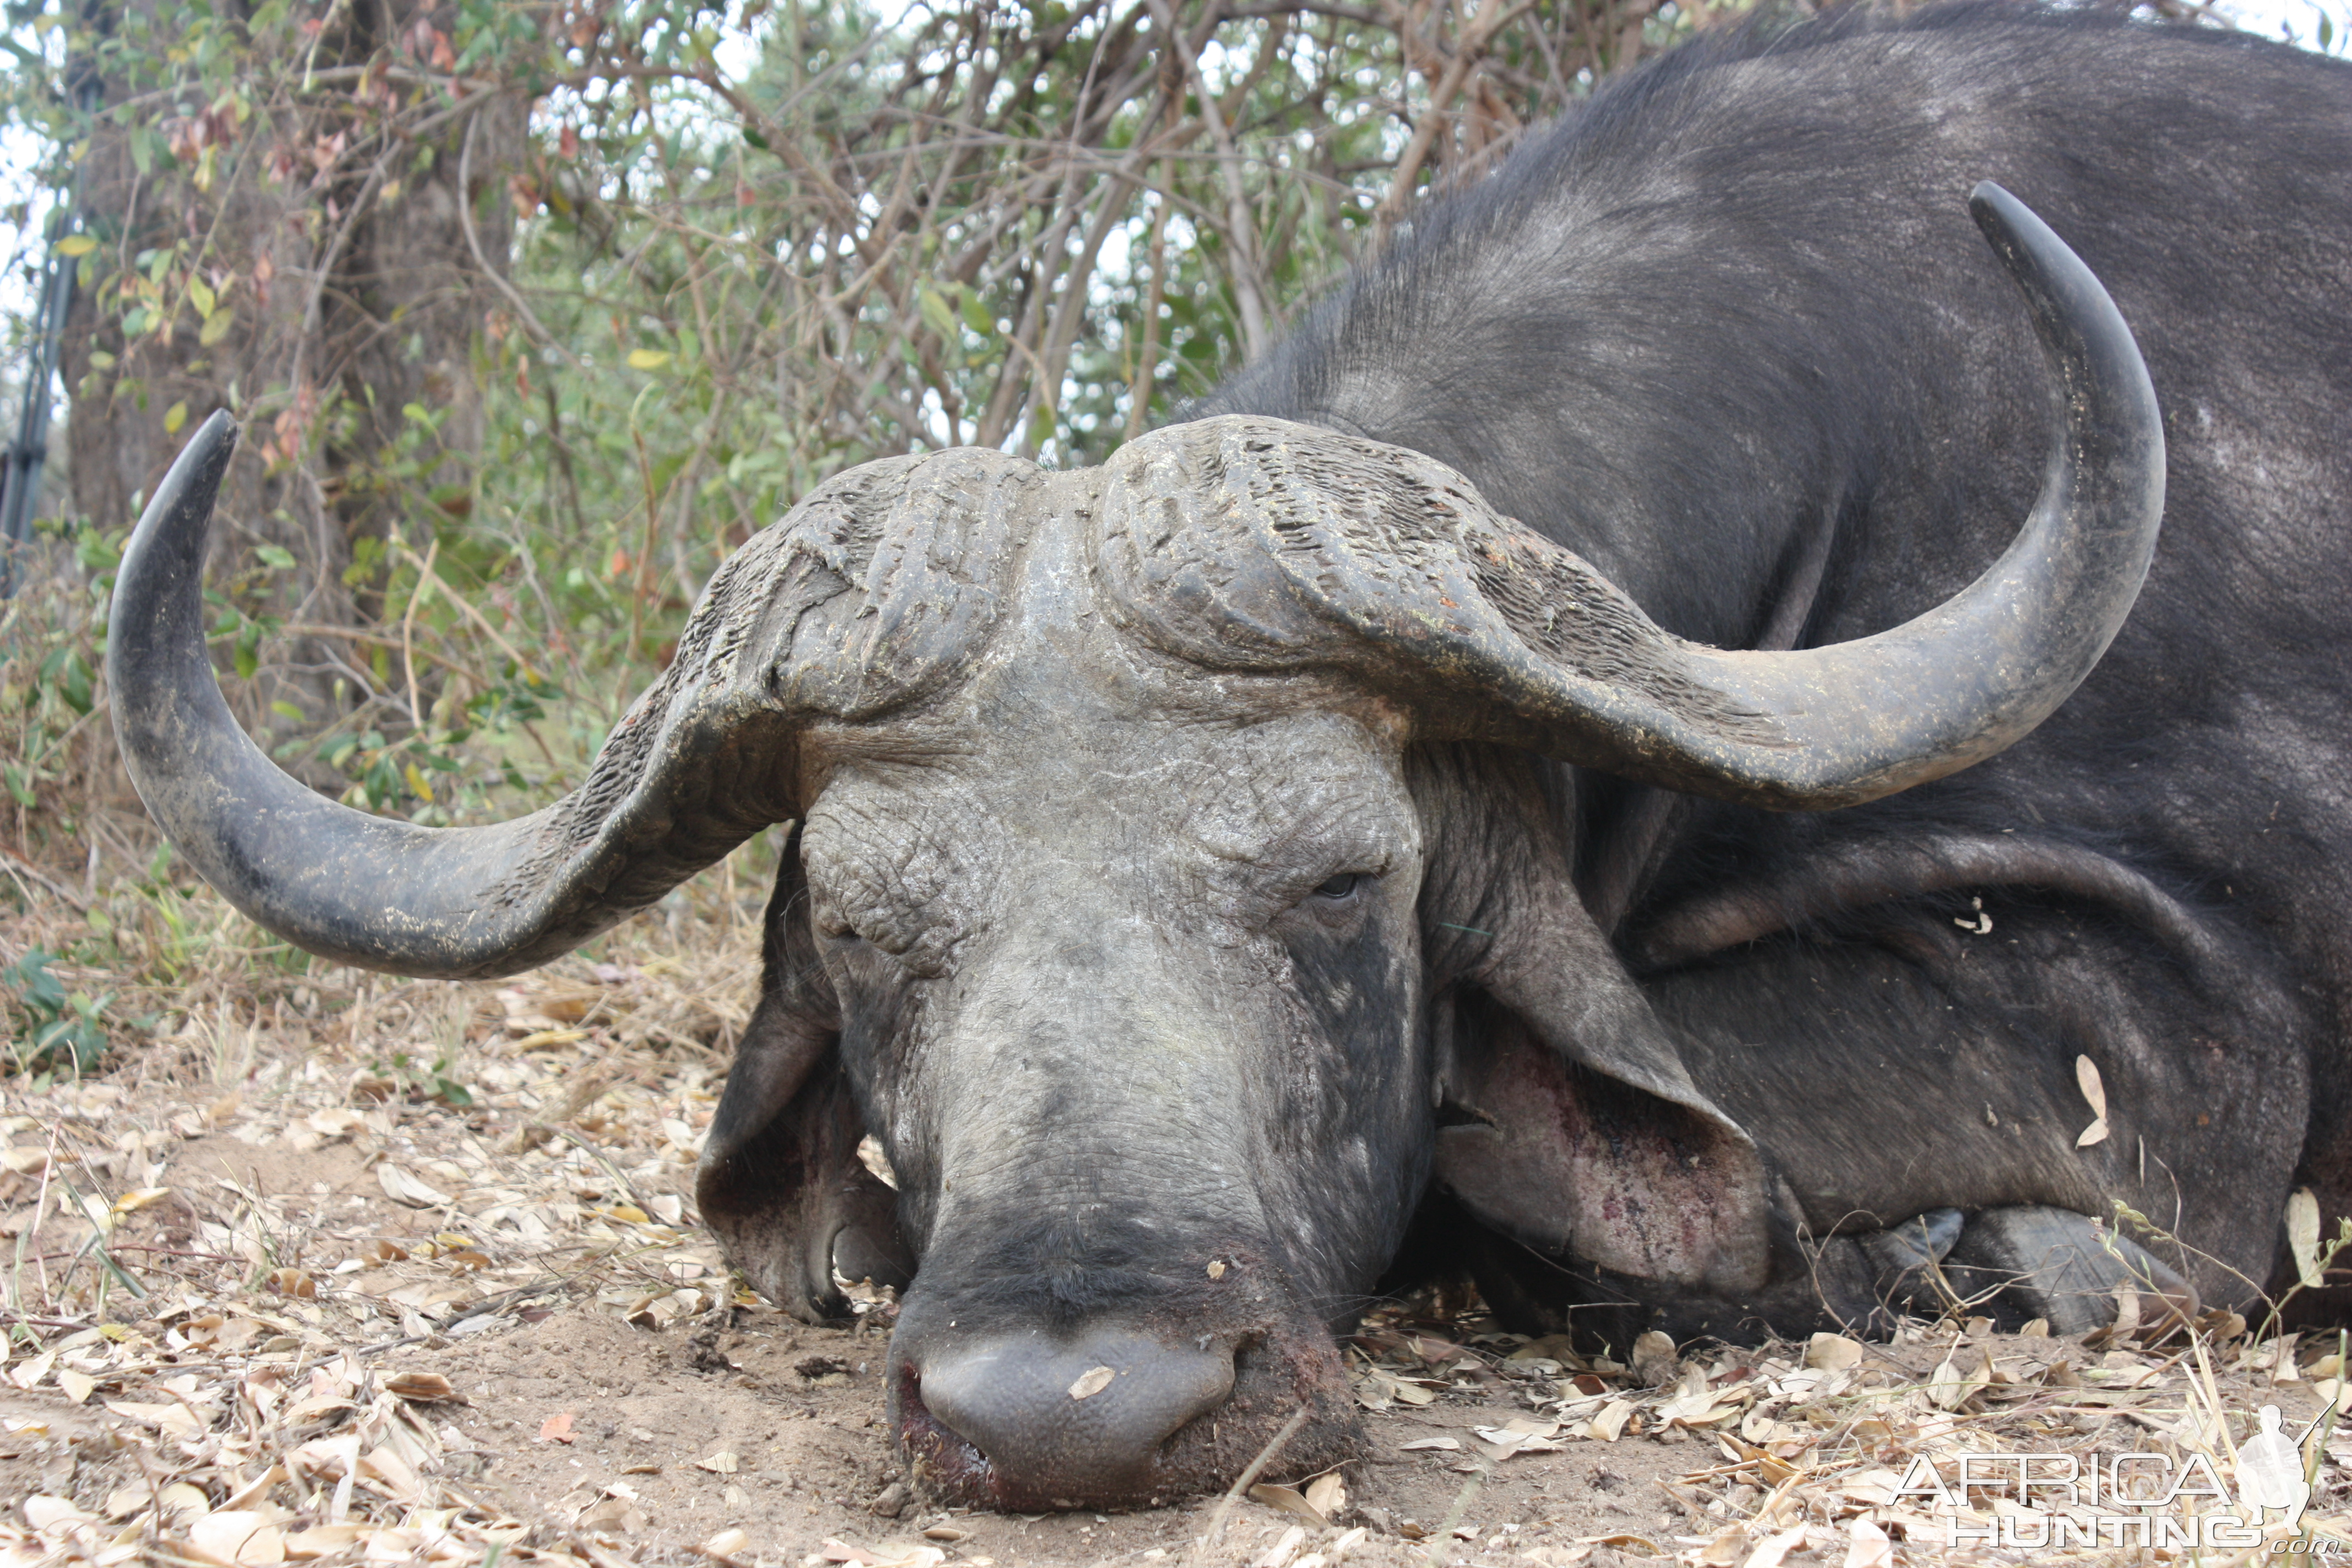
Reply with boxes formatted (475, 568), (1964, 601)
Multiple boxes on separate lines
(0, 893), (2345, 1567)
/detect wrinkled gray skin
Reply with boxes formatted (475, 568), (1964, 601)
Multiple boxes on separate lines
(103, 25), (2228, 1510)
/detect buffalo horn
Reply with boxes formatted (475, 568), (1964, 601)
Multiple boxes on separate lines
(1178, 182), (2164, 810)
(106, 424), (1025, 978)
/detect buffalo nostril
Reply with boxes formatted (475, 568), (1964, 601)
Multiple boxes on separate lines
(831, 1224), (912, 1292)
(913, 1329), (1235, 1500)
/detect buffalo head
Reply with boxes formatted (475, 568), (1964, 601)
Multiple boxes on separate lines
(108, 187), (2161, 1507)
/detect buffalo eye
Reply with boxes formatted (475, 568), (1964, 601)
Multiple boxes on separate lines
(1312, 872), (1364, 901)
(811, 905), (863, 944)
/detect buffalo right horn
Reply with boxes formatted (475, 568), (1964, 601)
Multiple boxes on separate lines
(107, 417), (1030, 979)
(1101, 183), (2163, 812)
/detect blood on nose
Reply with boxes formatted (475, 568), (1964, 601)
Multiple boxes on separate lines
(906, 1327), (1236, 1504)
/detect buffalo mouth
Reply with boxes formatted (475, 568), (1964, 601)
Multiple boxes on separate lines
(888, 1311), (1362, 1510)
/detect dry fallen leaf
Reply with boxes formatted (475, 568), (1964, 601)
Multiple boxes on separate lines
(1401, 1437), (1460, 1451)
(537, 1411), (577, 1444)
(1631, 1330), (1678, 1386)
(1589, 1398), (1635, 1442)
(2075, 1053), (2110, 1146)
(1844, 1517), (1894, 1568)
(1067, 1365), (1116, 1400)
(1839, 1469), (1905, 1506)
(186, 1509), (286, 1565)
(375, 1163), (451, 1208)
(1250, 1523), (1309, 1568)
(1206, 1259), (1226, 1280)
(105, 1398), (206, 1440)
(1248, 1483), (1328, 1524)
(382, 1373), (457, 1403)
(1694, 1525), (1744, 1567)
(1926, 1350), (1989, 1409)
(1576, 1533), (1663, 1555)
(110, 1186), (173, 1217)
(267, 1267), (317, 1299)
(23, 1494), (91, 1532)
(2290, 1187), (2326, 1288)
(1744, 1525), (1809, 1568)
(1804, 1332), (1864, 1371)
(1303, 1471), (1345, 1518)
(281, 1525), (365, 1558)
(695, 1451), (739, 1474)
(818, 1541), (946, 1568)
(2075, 1052), (2108, 1118)
(578, 1496), (643, 1533)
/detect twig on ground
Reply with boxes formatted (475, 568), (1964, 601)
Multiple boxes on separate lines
(1191, 1408), (1309, 1566)
(503, 1070), (615, 1155)
(555, 1125), (649, 1211)
(1428, 1465), (1489, 1568)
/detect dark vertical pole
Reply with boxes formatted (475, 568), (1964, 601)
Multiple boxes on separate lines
(2, 72), (101, 600)
(0, 228), (77, 598)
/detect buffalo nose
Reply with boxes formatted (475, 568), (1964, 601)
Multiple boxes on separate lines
(913, 1329), (1234, 1499)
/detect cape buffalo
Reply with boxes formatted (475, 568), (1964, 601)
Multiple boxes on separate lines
(107, 1), (2351, 1513)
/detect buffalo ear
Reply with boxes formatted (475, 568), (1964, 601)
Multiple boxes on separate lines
(694, 832), (912, 1323)
(1416, 747), (1770, 1295)
(1431, 986), (1769, 1294)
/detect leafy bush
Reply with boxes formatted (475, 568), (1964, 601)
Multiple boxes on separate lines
(1, 947), (112, 1077)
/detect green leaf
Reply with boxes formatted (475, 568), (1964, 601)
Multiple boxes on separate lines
(188, 276), (215, 318)
(270, 701), (304, 722)
(919, 287), (957, 341)
(742, 127), (770, 151)
(58, 655), (92, 715)
(162, 400), (188, 434)
(960, 289), (995, 336)
(627, 348), (671, 371)
(56, 234), (95, 257)
(1025, 404), (1057, 449)
(199, 306), (233, 346)
(255, 544), (296, 570)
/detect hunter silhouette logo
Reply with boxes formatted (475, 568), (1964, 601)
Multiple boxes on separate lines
(2240, 1404), (2323, 1532)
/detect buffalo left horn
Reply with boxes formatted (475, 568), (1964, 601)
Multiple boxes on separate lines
(1112, 183), (2163, 810)
(106, 417), (1027, 978)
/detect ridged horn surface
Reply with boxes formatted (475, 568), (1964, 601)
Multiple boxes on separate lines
(107, 416), (1031, 978)
(1096, 183), (2163, 809)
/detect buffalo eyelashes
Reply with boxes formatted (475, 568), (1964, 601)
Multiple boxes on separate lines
(1311, 873), (1365, 901)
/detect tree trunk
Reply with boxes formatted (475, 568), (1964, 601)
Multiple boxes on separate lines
(60, 0), (528, 719)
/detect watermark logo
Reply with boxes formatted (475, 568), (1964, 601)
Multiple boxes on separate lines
(2244, 1405), (2320, 1532)
(1892, 1400), (2339, 1552)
